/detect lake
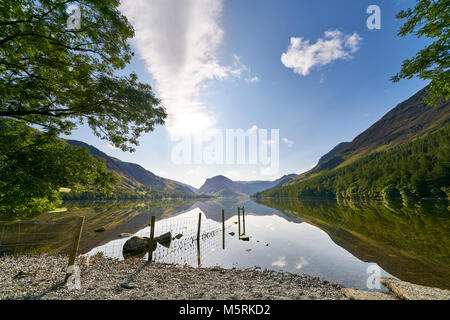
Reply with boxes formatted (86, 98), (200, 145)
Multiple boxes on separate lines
(0, 197), (448, 291)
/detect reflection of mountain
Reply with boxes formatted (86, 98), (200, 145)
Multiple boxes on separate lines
(198, 174), (296, 197)
(170, 198), (304, 224)
(257, 197), (450, 289)
(0, 200), (197, 256)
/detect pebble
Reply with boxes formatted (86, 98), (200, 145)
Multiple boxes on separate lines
(0, 254), (346, 300)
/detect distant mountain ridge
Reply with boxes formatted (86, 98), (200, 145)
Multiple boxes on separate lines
(197, 174), (296, 197)
(286, 86), (450, 185)
(256, 85), (450, 199)
(66, 140), (196, 193)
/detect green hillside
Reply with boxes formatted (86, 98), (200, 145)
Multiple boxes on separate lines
(286, 87), (450, 185)
(254, 123), (450, 201)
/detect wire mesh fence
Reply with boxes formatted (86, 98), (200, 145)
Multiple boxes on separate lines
(82, 211), (236, 266)
(0, 220), (76, 257)
(0, 207), (246, 283)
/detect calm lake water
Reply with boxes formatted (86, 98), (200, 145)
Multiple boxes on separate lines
(0, 197), (448, 290)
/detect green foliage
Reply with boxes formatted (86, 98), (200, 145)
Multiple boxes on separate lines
(0, 119), (119, 216)
(257, 197), (450, 288)
(255, 124), (450, 200)
(0, 0), (166, 151)
(62, 187), (209, 201)
(392, 0), (450, 105)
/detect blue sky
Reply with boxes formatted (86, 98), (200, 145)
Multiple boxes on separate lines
(63, 0), (430, 188)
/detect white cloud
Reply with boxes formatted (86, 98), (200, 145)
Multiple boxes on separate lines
(246, 76), (260, 83)
(120, 0), (258, 139)
(295, 257), (309, 270)
(272, 256), (287, 268)
(281, 30), (362, 76)
(282, 138), (294, 148)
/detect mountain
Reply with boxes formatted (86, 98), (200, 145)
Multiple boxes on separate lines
(318, 142), (349, 165)
(197, 174), (296, 197)
(256, 86), (450, 200)
(166, 179), (198, 193)
(286, 86), (450, 185)
(66, 140), (195, 193)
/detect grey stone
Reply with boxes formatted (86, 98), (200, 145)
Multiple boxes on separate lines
(155, 232), (172, 248)
(122, 236), (156, 257)
(341, 288), (398, 300)
(118, 233), (132, 237)
(380, 278), (450, 300)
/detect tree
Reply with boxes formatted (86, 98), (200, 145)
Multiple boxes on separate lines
(0, 0), (166, 151)
(391, 0), (450, 105)
(0, 119), (119, 217)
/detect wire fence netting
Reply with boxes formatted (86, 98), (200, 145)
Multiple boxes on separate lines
(0, 210), (241, 270)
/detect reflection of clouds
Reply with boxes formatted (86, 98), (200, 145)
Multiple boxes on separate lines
(265, 223), (275, 231)
(272, 256), (287, 268)
(295, 256), (309, 270)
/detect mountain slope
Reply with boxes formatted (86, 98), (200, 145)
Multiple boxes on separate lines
(287, 86), (450, 185)
(66, 140), (195, 193)
(198, 174), (296, 197)
(318, 142), (349, 165)
(256, 86), (450, 200)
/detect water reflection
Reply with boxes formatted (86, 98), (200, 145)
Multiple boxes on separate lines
(0, 197), (448, 290)
(257, 197), (450, 289)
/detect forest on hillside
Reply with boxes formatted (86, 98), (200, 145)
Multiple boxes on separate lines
(254, 124), (450, 202)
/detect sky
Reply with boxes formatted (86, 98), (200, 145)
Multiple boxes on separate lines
(63, 0), (430, 189)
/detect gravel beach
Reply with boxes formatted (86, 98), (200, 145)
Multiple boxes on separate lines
(0, 254), (346, 300)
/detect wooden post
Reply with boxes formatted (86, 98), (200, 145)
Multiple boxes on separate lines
(222, 209), (225, 250)
(197, 212), (201, 267)
(242, 206), (246, 235)
(197, 212), (202, 241)
(237, 207), (241, 236)
(65, 216), (85, 283)
(148, 216), (155, 262)
(196, 234), (201, 267)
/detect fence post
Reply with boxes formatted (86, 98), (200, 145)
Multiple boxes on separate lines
(238, 207), (241, 236)
(242, 206), (246, 235)
(65, 216), (85, 283)
(197, 235), (201, 267)
(197, 212), (202, 266)
(197, 212), (202, 241)
(222, 209), (225, 250)
(148, 215), (155, 262)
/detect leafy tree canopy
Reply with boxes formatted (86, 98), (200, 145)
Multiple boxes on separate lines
(392, 0), (450, 105)
(0, 0), (166, 151)
(0, 119), (119, 217)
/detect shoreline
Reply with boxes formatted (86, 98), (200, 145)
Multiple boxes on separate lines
(1, 254), (448, 300)
(0, 254), (346, 300)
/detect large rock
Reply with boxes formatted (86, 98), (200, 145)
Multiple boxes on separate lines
(123, 236), (156, 257)
(341, 288), (398, 300)
(155, 232), (172, 248)
(380, 278), (450, 300)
